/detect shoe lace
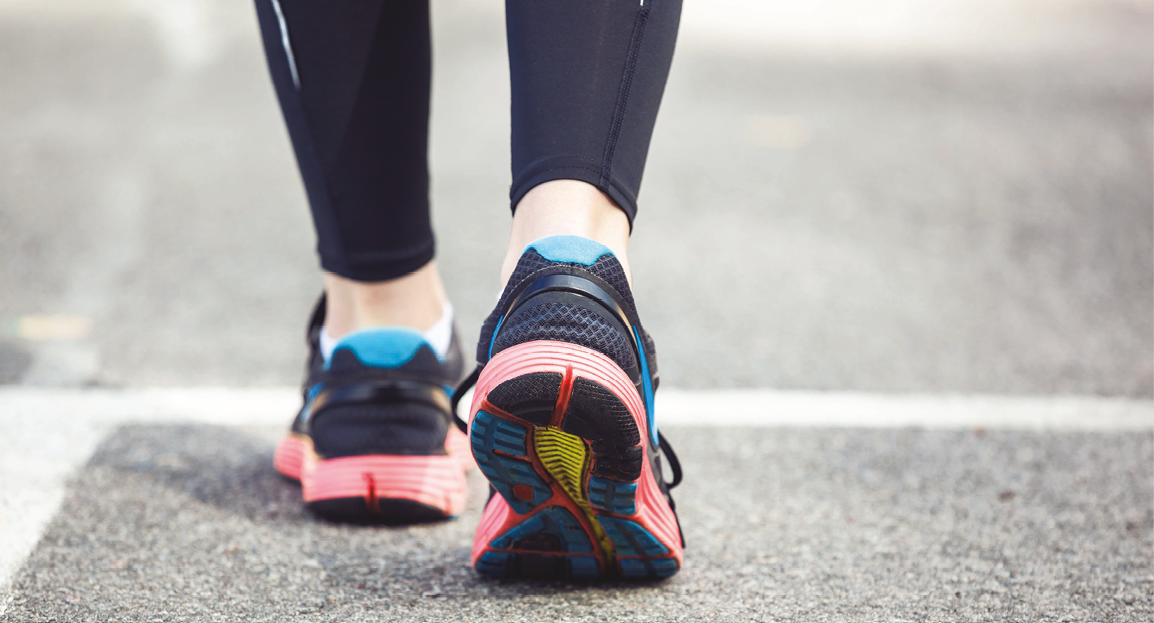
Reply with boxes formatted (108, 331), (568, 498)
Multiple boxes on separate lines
(450, 366), (682, 489)
(450, 366), (481, 434)
(657, 432), (683, 489)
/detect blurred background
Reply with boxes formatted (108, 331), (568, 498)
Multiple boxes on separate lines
(0, 0), (1150, 396)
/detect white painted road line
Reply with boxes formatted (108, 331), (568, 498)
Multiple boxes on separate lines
(655, 389), (1154, 430)
(2, 387), (1150, 429)
(0, 387), (1150, 606)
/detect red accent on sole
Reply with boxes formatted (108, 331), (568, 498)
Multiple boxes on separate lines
(512, 484), (534, 501)
(277, 429), (473, 518)
(363, 472), (380, 512)
(550, 363), (575, 427)
(300, 446), (468, 517)
(278, 429), (472, 487)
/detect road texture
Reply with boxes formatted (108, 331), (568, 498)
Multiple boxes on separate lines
(0, 0), (1150, 620)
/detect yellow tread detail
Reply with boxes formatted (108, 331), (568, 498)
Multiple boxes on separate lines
(533, 427), (589, 504)
(533, 426), (618, 564)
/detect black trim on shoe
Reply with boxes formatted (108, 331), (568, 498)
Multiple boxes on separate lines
(657, 432), (682, 489)
(309, 379), (451, 422)
(451, 365), (482, 434)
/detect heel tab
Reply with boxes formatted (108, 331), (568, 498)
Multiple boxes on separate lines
(328, 327), (436, 370)
(524, 236), (614, 266)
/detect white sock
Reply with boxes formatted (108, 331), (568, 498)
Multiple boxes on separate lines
(319, 302), (454, 363)
(319, 326), (339, 362)
(422, 301), (454, 360)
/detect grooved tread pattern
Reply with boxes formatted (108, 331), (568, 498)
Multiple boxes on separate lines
(470, 411), (551, 514)
(484, 372), (562, 425)
(534, 428), (590, 506)
(489, 506), (593, 554)
(470, 359), (680, 581)
(588, 478), (638, 515)
(563, 378), (642, 481)
(598, 516), (669, 557)
(597, 516), (679, 579)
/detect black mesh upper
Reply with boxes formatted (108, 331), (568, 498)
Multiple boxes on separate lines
(492, 302), (636, 371)
(476, 249), (656, 369)
(292, 295), (466, 450)
(311, 403), (450, 457)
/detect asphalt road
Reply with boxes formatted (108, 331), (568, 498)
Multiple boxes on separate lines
(0, 0), (1150, 620)
(3, 423), (1151, 622)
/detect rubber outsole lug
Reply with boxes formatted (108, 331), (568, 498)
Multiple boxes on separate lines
(471, 411), (553, 514)
(489, 506), (593, 553)
(474, 549), (603, 581)
(588, 478), (637, 515)
(619, 556), (680, 580)
(561, 378), (642, 482)
(597, 515), (669, 557)
(484, 372), (562, 426)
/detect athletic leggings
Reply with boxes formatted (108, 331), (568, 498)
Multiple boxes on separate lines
(255, 0), (682, 282)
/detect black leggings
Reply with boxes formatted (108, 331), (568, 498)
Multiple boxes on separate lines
(255, 0), (681, 282)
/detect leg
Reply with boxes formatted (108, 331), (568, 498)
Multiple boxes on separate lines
(468, 0), (685, 580)
(255, 0), (471, 524)
(256, 0), (444, 335)
(499, 0), (683, 287)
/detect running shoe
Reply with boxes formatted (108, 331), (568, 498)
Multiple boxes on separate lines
(455, 235), (684, 580)
(274, 296), (473, 524)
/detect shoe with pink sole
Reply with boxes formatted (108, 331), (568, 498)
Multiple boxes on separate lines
(455, 236), (684, 580)
(275, 297), (473, 524)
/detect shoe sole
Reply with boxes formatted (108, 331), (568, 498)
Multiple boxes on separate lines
(468, 340), (682, 581)
(274, 429), (473, 524)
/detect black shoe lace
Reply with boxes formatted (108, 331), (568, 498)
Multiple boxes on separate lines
(450, 365), (482, 434)
(450, 365), (682, 490)
(657, 431), (682, 489)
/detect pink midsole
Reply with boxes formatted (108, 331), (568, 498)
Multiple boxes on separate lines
(469, 340), (683, 564)
(445, 427), (476, 471)
(275, 427), (473, 481)
(302, 451), (467, 515)
(273, 435), (307, 480)
(275, 428), (473, 516)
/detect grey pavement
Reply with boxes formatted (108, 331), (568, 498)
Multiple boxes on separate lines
(0, 0), (1151, 620)
(2, 423), (1151, 622)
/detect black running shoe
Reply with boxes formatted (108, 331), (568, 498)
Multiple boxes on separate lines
(456, 235), (684, 580)
(274, 296), (474, 524)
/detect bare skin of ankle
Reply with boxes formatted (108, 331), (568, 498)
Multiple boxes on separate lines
(501, 179), (632, 289)
(322, 261), (448, 339)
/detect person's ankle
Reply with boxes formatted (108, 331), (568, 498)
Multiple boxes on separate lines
(501, 180), (632, 290)
(322, 261), (448, 339)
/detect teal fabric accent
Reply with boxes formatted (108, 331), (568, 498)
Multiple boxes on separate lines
(632, 326), (658, 447)
(324, 327), (437, 370)
(488, 314), (505, 360)
(526, 235), (613, 265)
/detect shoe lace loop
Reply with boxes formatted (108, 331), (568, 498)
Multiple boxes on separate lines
(450, 365), (482, 434)
(657, 431), (683, 489)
